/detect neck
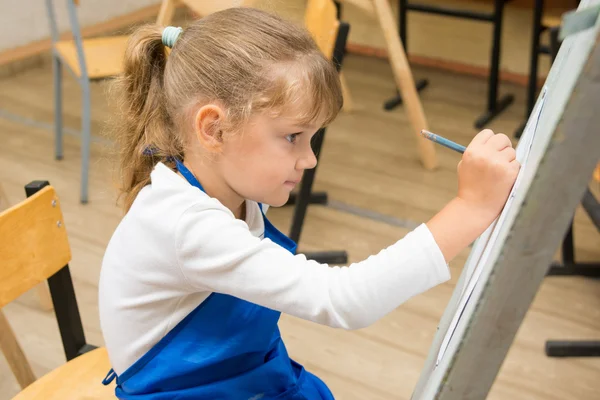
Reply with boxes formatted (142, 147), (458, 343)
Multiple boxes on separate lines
(182, 157), (246, 220)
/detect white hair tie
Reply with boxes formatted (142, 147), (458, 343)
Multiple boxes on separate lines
(162, 26), (183, 48)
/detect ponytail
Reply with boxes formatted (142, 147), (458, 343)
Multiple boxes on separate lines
(112, 24), (183, 212)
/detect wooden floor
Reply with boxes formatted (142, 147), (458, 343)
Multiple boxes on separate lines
(1, 54), (599, 400)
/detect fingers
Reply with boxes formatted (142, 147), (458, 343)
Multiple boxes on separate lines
(498, 146), (517, 162)
(510, 159), (521, 172)
(487, 133), (513, 151)
(469, 129), (495, 147)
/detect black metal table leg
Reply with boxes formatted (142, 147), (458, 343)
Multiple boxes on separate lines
(385, 1), (514, 125)
(545, 188), (600, 358)
(285, 192), (328, 206)
(546, 341), (600, 357)
(515, 0), (544, 138)
(474, 0), (514, 128)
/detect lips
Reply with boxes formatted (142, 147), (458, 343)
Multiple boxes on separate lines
(284, 180), (300, 188)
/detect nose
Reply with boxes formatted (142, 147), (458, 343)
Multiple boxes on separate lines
(296, 148), (317, 170)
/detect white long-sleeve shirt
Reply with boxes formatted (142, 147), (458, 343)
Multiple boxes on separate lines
(98, 162), (450, 375)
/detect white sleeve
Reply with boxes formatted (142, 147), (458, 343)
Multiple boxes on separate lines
(175, 205), (450, 330)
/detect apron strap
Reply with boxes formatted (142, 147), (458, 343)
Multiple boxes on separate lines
(175, 159), (205, 191)
(102, 368), (117, 385)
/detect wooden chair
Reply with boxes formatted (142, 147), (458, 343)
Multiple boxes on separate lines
(2, 181), (113, 399)
(0, 183), (36, 391)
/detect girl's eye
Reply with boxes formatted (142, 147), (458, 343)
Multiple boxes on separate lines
(285, 133), (298, 144)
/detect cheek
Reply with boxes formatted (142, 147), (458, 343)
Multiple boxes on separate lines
(226, 141), (288, 187)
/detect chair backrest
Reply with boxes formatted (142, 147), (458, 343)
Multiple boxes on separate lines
(0, 185), (71, 308)
(45, 0), (88, 79)
(0, 181), (87, 362)
(304, 0), (340, 60)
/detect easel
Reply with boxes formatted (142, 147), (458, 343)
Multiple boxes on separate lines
(411, 1), (600, 398)
(384, 0), (514, 129)
(544, 187), (600, 357)
(341, 0), (438, 170)
(525, 1), (600, 358)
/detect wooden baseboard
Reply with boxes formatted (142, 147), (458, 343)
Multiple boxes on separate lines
(346, 42), (546, 88)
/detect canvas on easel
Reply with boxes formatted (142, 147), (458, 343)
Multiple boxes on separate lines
(411, 1), (600, 398)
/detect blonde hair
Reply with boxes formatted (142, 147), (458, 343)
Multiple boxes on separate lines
(112, 7), (343, 211)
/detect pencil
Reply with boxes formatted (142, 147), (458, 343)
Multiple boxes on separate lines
(420, 130), (467, 154)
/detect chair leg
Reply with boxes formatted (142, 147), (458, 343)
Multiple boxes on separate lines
(0, 310), (36, 389)
(36, 282), (54, 311)
(340, 72), (353, 112)
(80, 80), (91, 204)
(53, 55), (64, 160)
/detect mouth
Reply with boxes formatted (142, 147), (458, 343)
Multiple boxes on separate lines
(284, 180), (300, 188)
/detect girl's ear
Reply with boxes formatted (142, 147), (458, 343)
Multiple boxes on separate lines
(193, 104), (226, 153)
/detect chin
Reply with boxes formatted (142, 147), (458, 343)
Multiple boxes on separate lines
(268, 198), (289, 208)
(262, 194), (290, 208)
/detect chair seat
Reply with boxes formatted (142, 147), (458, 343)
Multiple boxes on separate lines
(55, 36), (129, 79)
(13, 347), (115, 399)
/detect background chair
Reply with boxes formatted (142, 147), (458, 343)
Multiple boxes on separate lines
(2, 181), (113, 399)
(45, 0), (130, 204)
(0, 183), (37, 391)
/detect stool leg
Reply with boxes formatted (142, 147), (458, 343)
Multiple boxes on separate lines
(80, 79), (91, 204)
(53, 55), (64, 160)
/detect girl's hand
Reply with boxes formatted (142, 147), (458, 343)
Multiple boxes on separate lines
(426, 129), (520, 263)
(457, 129), (520, 223)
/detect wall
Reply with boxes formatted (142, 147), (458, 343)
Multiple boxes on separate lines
(0, 0), (159, 53)
(0, 0), (581, 80)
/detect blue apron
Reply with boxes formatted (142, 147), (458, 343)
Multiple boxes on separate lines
(102, 160), (334, 399)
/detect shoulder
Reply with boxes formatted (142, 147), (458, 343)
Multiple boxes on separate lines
(142, 162), (231, 216)
(136, 163), (263, 242)
(104, 163), (234, 261)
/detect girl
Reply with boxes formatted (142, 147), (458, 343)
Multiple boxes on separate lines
(99, 7), (519, 400)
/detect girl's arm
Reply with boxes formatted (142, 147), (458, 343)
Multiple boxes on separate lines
(175, 129), (519, 330)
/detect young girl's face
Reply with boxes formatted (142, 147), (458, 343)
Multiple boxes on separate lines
(219, 111), (322, 208)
